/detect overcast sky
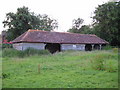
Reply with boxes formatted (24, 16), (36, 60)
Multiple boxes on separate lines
(0, 0), (111, 33)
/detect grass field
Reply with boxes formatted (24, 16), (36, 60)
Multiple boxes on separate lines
(2, 49), (118, 88)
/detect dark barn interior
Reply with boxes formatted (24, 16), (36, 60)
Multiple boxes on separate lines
(94, 44), (100, 50)
(45, 43), (61, 54)
(85, 44), (92, 51)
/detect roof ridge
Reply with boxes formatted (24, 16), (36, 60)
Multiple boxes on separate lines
(28, 29), (96, 36)
(20, 30), (30, 41)
(28, 29), (48, 32)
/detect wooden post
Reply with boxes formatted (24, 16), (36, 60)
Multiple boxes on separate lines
(38, 64), (40, 74)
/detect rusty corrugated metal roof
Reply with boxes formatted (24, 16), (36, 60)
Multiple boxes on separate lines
(12, 29), (109, 44)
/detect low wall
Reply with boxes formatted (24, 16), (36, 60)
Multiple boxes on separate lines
(13, 43), (22, 50)
(61, 44), (85, 51)
(13, 43), (45, 50)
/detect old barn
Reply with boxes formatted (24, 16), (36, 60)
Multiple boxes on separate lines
(12, 29), (109, 53)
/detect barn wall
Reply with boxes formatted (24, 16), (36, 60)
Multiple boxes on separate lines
(13, 43), (45, 50)
(13, 43), (86, 51)
(61, 44), (85, 51)
(13, 43), (23, 50)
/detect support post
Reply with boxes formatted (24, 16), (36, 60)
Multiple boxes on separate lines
(82, 44), (85, 51)
(100, 44), (102, 50)
(92, 44), (94, 50)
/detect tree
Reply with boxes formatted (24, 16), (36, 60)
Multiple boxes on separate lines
(68, 18), (84, 33)
(68, 18), (93, 34)
(80, 25), (93, 34)
(72, 18), (84, 30)
(92, 1), (120, 46)
(38, 14), (58, 31)
(3, 6), (58, 41)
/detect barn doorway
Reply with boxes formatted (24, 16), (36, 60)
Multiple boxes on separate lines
(85, 44), (92, 51)
(94, 44), (100, 50)
(45, 43), (61, 54)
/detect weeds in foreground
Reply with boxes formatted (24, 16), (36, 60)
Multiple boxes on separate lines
(2, 48), (50, 58)
(90, 53), (118, 72)
(90, 54), (105, 71)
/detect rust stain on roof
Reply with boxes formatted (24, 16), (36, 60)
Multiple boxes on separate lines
(12, 29), (109, 44)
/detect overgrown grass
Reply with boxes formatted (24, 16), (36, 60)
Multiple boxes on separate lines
(2, 49), (118, 88)
(90, 52), (118, 72)
(2, 48), (50, 58)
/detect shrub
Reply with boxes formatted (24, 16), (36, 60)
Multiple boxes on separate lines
(90, 54), (105, 70)
(2, 43), (13, 49)
(2, 48), (20, 57)
(112, 48), (118, 53)
(2, 40), (13, 49)
(102, 45), (113, 50)
(90, 53), (118, 72)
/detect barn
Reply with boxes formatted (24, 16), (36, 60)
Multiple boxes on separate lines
(12, 29), (109, 53)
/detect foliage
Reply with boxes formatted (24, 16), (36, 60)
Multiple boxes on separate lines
(2, 48), (20, 57)
(68, 19), (93, 34)
(2, 44), (13, 49)
(104, 59), (118, 72)
(72, 18), (84, 30)
(24, 47), (50, 56)
(90, 53), (118, 72)
(79, 25), (93, 34)
(90, 54), (105, 70)
(38, 14), (58, 31)
(112, 48), (118, 53)
(102, 45), (113, 50)
(92, 1), (120, 46)
(2, 40), (13, 49)
(2, 48), (50, 58)
(3, 6), (58, 41)
(2, 50), (118, 88)
(68, 18), (84, 33)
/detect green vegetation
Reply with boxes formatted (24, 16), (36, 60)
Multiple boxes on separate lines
(2, 49), (118, 88)
(2, 44), (13, 49)
(68, 1), (120, 46)
(2, 48), (50, 58)
(92, 1), (120, 46)
(3, 6), (58, 41)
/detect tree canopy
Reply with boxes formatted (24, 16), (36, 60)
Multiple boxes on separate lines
(3, 6), (58, 41)
(68, 18), (84, 33)
(68, 1), (119, 46)
(68, 18), (93, 34)
(92, 1), (120, 46)
(80, 25), (93, 34)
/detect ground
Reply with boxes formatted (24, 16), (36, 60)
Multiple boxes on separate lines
(2, 50), (118, 88)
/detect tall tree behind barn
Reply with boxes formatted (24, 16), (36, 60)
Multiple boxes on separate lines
(2, 6), (58, 41)
(92, 1), (120, 46)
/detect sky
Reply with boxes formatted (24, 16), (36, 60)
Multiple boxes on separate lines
(0, 0), (111, 33)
